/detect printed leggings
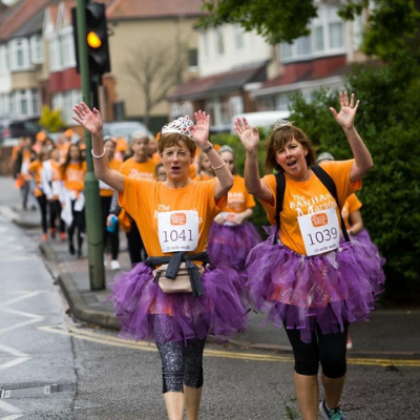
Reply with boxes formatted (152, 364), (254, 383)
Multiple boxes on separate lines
(156, 338), (206, 394)
(286, 323), (349, 378)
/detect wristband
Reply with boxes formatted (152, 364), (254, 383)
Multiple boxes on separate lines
(91, 148), (106, 159)
(202, 144), (214, 153)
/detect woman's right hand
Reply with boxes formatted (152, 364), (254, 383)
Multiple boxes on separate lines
(234, 118), (260, 153)
(73, 102), (103, 135)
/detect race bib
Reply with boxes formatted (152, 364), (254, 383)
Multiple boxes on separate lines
(158, 210), (199, 253)
(297, 207), (340, 256)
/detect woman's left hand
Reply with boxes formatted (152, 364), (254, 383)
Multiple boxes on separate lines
(329, 92), (360, 130)
(191, 111), (211, 149)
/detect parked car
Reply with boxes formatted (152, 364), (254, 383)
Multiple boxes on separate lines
(102, 121), (152, 139)
(0, 116), (41, 145)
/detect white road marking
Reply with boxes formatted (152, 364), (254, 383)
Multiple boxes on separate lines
(0, 400), (21, 414)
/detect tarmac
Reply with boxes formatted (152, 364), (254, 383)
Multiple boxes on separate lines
(1, 175), (419, 359)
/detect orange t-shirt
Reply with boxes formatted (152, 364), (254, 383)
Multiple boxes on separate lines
(193, 173), (214, 182)
(119, 157), (157, 180)
(118, 178), (227, 259)
(226, 175), (255, 213)
(260, 160), (361, 255)
(342, 193), (362, 230)
(189, 164), (196, 179)
(57, 143), (70, 163)
(62, 162), (87, 193)
(28, 161), (43, 197)
(151, 153), (161, 164)
(100, 158), (122, 197)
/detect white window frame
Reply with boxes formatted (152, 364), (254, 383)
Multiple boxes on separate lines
(0, 44), (10, 74)
(279, 5), (346, 63)
(229, 96), (243, 118)
(49, 37), (61, 72)
(10, 38), (31, 71)
(30, 34), (43, 64)
(234, 25), (245, 50)
(215, 29), (225, 56)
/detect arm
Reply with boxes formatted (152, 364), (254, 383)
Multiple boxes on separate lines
(329, 92), (373, 183)
(234, 118), (273, 203)
(191, 111), (233, 200)
(73, 103), (124, 193)
(348, 210), (364, 236)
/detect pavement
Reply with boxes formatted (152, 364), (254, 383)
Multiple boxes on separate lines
(1, 175), (419, 359)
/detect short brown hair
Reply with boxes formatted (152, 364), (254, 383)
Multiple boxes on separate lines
(265, 126), (317, 172)
(158, 132), (196, 157)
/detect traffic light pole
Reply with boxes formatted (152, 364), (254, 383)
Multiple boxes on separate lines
(76, 0), (105, 290)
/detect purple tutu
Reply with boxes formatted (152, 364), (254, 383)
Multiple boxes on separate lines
(246, 226), (385, 343)
(108, 263), (249, 345)
(351, 229), (386, 266)
(208, 222), (262, 271)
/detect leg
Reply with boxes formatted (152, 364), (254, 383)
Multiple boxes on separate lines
(126, 223), (142, 265)
(36, 194), (48, 234)
(110, 223), (120, 261)
(67, 200), (76, 254)
(318, 324), (348, 411)
(285, 328), (320, 420)
(156, 341), (186, 420)
(100, 196), (111, 255)
(75, 206), (86, 256)
(184, 338), (206, 420)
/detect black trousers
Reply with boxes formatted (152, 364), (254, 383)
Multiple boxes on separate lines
(36, 194), (48, 234)
(285, 323), (349, 378)
(100, 196), (119, 260)
(126, 221), (147, 265)
(68, 200), (85, 251)
(49, 199), (65, 233)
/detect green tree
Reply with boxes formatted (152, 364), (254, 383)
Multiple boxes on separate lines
(39, 105), (66, 133)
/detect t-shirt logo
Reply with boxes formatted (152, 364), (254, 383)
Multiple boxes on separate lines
(170, 213), (187, 226)
(311, 213), (328, 228)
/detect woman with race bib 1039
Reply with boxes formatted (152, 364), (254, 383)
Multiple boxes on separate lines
(73, 103), (248, 420)
(234, 92), (384, 420)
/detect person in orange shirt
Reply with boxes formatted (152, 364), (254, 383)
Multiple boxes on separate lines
(235, 92), (384, 420)
(110, 130), (157, 265)
(42, 147), (66, 241)
(60, 144), (87, 257)
(28, 148), (49, 241)
(193, 151), (214, 182)
(56, 133), (71, 163)
(208, 145), (261, 272)
(74, 103), (248, 420)
(155, 163), (167, 182)
(100, 138), (122, 270)
(33, 131), (47, 154)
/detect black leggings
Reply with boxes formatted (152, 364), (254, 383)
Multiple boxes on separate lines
(286, 324), (348, 378)
(36, 194), (48, 234)
(100, 196), (119, 260)
(68, 200), (85, 251)
(49, 199), (65, 233)
(156, 338), (206, 394)
(126, 222), (147, 265)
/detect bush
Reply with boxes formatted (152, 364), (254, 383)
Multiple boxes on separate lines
(39, 105), (66, 133)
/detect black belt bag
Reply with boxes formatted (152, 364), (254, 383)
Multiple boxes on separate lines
(145, 251), (209, 297)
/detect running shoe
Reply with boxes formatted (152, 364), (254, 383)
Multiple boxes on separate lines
(320, 400), (346, 419)
(60, 232), (66, 241)
(110, 260), (121, 270)
(41, 233), (48, 242)
(346, 335), (353, 350)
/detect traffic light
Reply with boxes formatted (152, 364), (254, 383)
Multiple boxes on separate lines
(72, 3), (111, 78)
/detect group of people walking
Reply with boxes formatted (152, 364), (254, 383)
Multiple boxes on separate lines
(71, 92), (385, 420)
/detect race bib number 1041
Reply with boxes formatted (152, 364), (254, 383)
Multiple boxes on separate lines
(158, 210), (199, 253)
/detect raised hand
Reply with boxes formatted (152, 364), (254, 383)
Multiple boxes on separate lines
(73, 102), (103, 135)
(190, 110), (210, 149)
(234, 118), (260, 152)
(329, 92), (360, 130)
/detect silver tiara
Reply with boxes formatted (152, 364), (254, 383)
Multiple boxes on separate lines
(161, 115), (193, 139)
(272, 119), (293, 131)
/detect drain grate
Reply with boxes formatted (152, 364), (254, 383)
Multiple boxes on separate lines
(0, 384), (75, 399)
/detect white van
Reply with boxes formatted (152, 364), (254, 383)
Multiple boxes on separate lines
(231, 110), (291, 133)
